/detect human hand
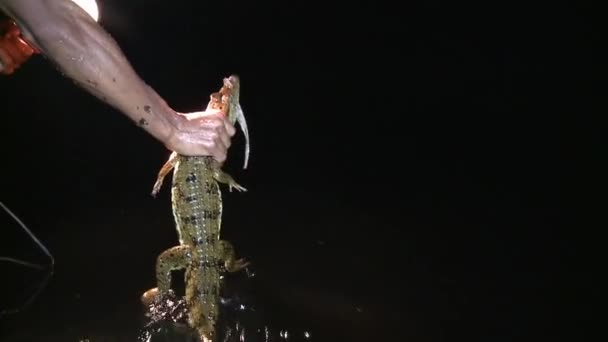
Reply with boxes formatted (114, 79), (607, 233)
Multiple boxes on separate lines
(0, 20), (36, 75)
(165, 110), (236, 163)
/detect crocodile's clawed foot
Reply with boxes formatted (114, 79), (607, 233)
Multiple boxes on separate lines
(214, 170), (247, 192)
(141, 287), (160, 307)
(226, 257), (251, 272)
(229, 182), (247, 193)
(142, 288), (188, 323)
(142, 288), (177, 308)
(151, 181), (163, 197)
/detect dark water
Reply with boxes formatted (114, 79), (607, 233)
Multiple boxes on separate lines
(0, 188), (404, 342)
(0, 171), (573, 342)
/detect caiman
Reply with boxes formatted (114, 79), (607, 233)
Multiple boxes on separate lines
(141, 75), (250, 342)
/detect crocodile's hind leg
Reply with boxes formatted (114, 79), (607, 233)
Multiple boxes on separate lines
(141, 244), (191, 306)
(213, 169), (247, 193)
(218, 240), (250, 272)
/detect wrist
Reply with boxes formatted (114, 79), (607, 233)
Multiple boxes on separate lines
(153, 110), (183, 153)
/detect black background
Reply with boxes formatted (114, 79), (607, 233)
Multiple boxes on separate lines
(0, 1), (594, 341)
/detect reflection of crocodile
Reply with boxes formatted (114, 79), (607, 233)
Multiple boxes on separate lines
(142, 75), (250, 342)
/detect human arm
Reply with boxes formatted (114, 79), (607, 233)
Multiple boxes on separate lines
(0, 0), (234, 160)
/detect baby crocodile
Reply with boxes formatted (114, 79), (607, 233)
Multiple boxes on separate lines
(142, 75), (250, 342)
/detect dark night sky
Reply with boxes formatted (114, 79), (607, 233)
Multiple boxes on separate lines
(0, 1), (595, 341)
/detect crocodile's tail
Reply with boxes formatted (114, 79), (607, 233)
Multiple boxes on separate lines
(235, 102), (250, 169)
(185, 265), (221, 341)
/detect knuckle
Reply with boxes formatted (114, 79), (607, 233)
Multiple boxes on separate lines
(201, 138), (214, 148)
(215, 153), (226, 163)
(203, 118), (224, 131)
(207, 130), (219, 140)
(204, 138), (221, 150)
(212, 121), (224, 131)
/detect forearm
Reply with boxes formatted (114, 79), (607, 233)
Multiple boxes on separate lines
(1, 0), (179, 144)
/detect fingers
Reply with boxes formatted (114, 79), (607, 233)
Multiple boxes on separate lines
(14, 36), (34, 57)
(171, 116), (231, 161)
(169, 109), (239, 162)
(0, 35), (35, 75)
(0, 47), (15, 74)
(224, 119), (236, 137)
(208, 117), (236, 163)
(170, 134), (226, 161)
(199, 133), (228, 163)
(2, 38), (25, 61)
(202, 117), (232, 147)
(212, 146), (227, 164)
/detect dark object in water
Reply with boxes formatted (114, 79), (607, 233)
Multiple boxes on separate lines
(0, 201), (54, 317)
(138, 285), (267, 342)
(139, 290), (198, 342)
(138, 267), (318, 342)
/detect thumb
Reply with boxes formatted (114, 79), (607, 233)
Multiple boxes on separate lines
(0, 47), (15, 75)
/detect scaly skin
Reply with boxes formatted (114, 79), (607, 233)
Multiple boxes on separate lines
(142, 75), (250, 342)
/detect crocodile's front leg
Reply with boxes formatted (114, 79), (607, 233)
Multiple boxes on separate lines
(218, 240), (250, 272)
(151, 152), (178, 197)
(141, 244), (191, 306)
(213, 169), (247, 192)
